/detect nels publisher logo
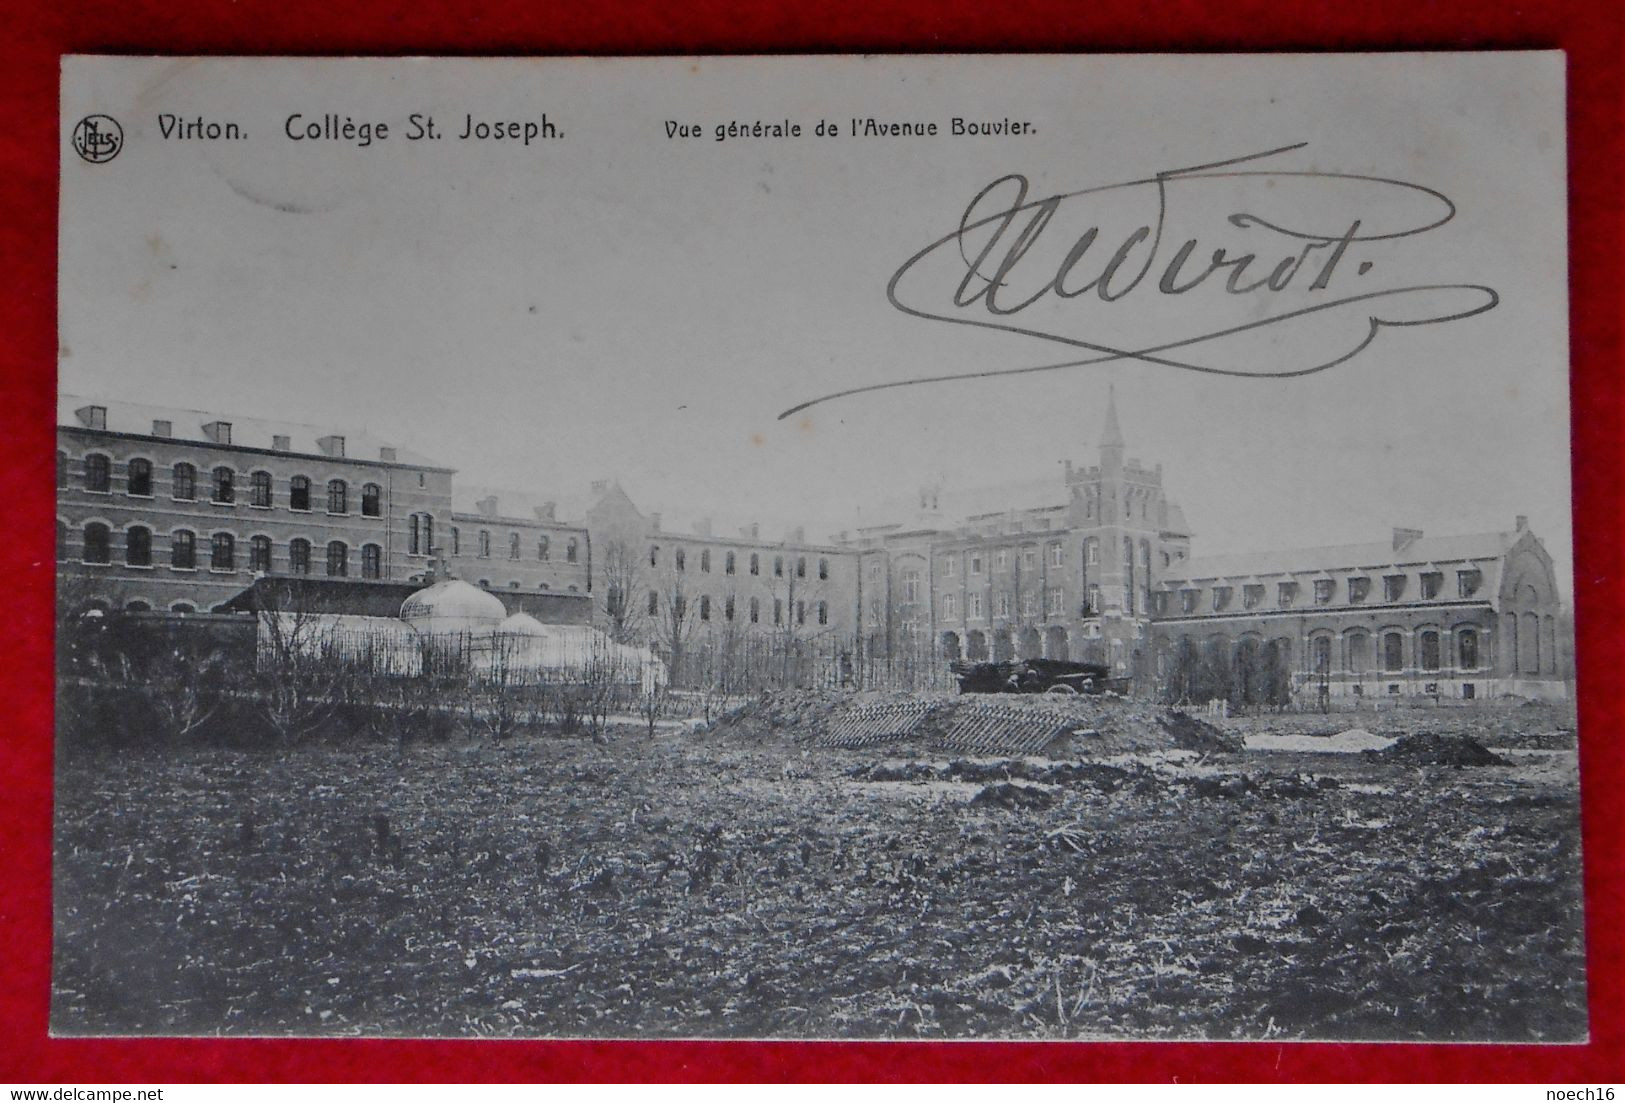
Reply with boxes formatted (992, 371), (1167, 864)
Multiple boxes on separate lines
(71, 114), (123, 163)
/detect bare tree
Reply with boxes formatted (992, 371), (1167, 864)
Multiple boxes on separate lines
(654, 575), (696, 687)
(596, 537), (647, 645)
(254, 580), (343, 744)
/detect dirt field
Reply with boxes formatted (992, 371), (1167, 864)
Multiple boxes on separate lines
(52, 704), (1586, 1041)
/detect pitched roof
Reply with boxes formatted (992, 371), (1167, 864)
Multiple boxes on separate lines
(58, 393), (446, 469)
(1162, 530), (1517, 583)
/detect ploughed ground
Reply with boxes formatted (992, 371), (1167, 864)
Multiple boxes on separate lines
(52, 702), (1585, 1040)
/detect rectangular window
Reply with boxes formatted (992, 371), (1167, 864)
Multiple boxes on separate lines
(1278, 581), (1298, 607)
(997, 593), (1012, 618)
(1023, 548), (1036, 570)
(1050, 543), (1064, 567)
(1087, 583), (1100, 613)
(1212, 586), (1233, 612)
(1383, 574), (1407, 602)
(943, 594), (956, 618)
(1420, 571), (1443, 599)
(969, 592), (982, 618)
(1047, 588), (1064, 616)
(1348, 577), (1371, 603)
(969, 554), (982, 576)
(1180, 589), (1197, 614)
(1243, 584), (1264, 609)
(1458, 569), (1483, 598)
(944, 555), (957, 576)
(1314, 579), (1335, 605)
(995, 549), (1008, 570)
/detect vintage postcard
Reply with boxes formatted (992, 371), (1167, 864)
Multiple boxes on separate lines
(54, 53), (1579, 1041)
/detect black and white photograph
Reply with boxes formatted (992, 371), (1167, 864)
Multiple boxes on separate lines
(52, 53), (1582, 1041)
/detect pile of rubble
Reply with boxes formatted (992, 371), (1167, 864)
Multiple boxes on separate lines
(1362, 732), (1509, 767)
(714, 690), (1240, 757)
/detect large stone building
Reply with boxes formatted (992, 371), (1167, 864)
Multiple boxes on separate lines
(846, 390), (1193, 679)
(58, 391), (1569, 700)
(57, 396), (452, 614)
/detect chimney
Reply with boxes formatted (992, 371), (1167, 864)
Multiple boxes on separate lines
(534, 501), (557, 522)
(477, 494), (499, 518)
(75, 404), (107, 431)
(272, 434), (291, 451)
(317, 434), (346, 458)
(692, 517), (713, 536)
(379, 446), (397, 462)
(202, 420), (232, 446)
(1516, 514), (1529, 532)
(1392, 527), (1423, 552)
(151, 419), (172, 438)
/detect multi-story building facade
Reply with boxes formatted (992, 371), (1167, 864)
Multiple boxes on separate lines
(57, 391), (1569, 700)
(579, 481), (864, 649)
(445, 487), (592, 596)
(57, 396), (453, 614)
(1152, 519), (1567, 702)
(847, 391), (1195, 678)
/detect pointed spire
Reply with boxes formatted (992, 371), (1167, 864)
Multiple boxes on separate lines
(1102, 382), (1124, 451)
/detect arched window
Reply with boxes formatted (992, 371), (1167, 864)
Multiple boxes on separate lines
(82, 522), (111, 563)
(125, 525), (152, 567)
(725, 551), (736, 575)
(83, 454), (110, 493)
(289, 475), (311, 511)
(566, 538), (578, 563)
(725, 595), (736, 621)
(361, 483), (381, 517)
(1458, 628), (1480, 670)
(700, 549), (711, 573)
(750, 597), (760, 623)
(797, 600), (806, 625)
(750, 552), (760, 576)
(127, 458), (153, 497)
(700, 595), (711, 621)
(326, 540), (348, 577)
(537, 535), (549, 560)
(125, 600), (151, 613)
(649, 545), (659, 567)
(818, 558), (829, 580)
(774, 555), (784, 577)
(251, 470), (273, 507)
(796, 556), (807, 578)
(213, 466), (235, 504)
(288, 538), (311, 575)
(1523, 611), (1540, 675)
(1346, 631), (1370, 672)
(1419, 630), (1441, 672)
(210, 532), (235, 571)
(170, 602), (195, 615)
(1383, 632), (1405, 673)
(56, 520), (67, 562)
(362, 543), (382, 579)
(648, 590), (659, 616)
(326, 479), (347, 514)
(250, 535), (272, 573)
(817, 600), (828, 625)
(56, 453), (67, 489)
(1312, 635), (1331, 673)
(478, 529), (491, 558)
(171, 462), (197, 501)
(450, 527), (460, 555)
(171, 529), (197, 570)
(509, 532), (521, 559)
(675, 548), (686, 571)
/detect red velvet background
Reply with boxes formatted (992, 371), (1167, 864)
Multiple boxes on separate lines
(2, 0), (1620, 1083)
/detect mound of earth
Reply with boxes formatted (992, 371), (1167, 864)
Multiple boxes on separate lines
(1362, 732), (1509, 767)
(715, 690), (1239, 758)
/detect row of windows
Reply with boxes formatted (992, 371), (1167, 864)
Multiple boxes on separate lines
(644, 591), (829, 626)
(1165, 570), (1484, 615)
(451, 526), (578, 563)
(62, 454), (385, 517)
(942, 589), (1070, 620)
(649, 546), (827, 579)
(1309, 627), (1481, 674)
(61, 521), (382, 579)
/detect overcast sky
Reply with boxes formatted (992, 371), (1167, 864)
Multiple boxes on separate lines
(60, 54), (1571, 590)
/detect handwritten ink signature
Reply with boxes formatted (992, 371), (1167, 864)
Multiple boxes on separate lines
(779, 143), (1498, 419)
